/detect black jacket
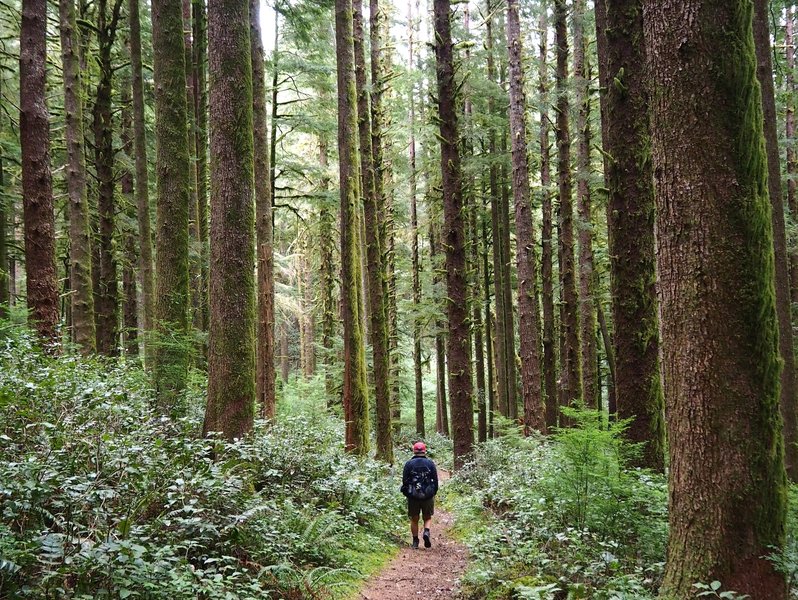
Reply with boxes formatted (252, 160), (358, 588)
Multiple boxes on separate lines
(401, 455), (439, 498)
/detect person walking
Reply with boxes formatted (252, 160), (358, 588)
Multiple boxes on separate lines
(401, 442), (439, 549)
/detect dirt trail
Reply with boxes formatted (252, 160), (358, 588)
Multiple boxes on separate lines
(357, 471), (469, 600)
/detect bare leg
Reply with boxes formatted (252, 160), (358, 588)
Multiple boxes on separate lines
(423, 517), (432, 530)
(410, 515), (419, 538)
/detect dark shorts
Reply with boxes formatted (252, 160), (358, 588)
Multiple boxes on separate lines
(407, 496), (435, 520)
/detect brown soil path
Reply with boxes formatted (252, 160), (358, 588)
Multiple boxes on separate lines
(357, 471), (469, 600)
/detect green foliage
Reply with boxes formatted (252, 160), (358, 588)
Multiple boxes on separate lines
(447, 410), (668, 599)
(0, 326), (404, 599)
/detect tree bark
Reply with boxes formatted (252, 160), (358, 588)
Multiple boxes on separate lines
(193, 0), (209, 335)
(554, 0), (581, 416)
(430, 224), (450, 437)
(353, 0), (392, 462)
(203, 0), (256, 441)
(643, 1), (788, 596)
(251, 0), (276, 421)
(92, 0), (124, 356)
(318, 135), (339, 406)
(601, 0), (664, 469)
(409, 1), (424, 438)
(506, 0), (544, 434)
(434, 0), (473, 468)
(152, 0), (191, 407)
(573, 0), (598, 410)
(539, 10), (558, 430)
(753, 0), (798, 481)
(20, 0), (59, 344)
(182, 0), (202, 334)
(335, 0), (370, 455)
(486, 4), (509, 421)
(59, 0), (96, 353)
(787, 8), (798, 307)
(120, 73), (138, 356)
(0, 142), (7, 319)
(129, 0), (155, 363)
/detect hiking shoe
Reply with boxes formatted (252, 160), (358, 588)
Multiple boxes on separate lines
(423, 529), (431, 548)
(411, 537), (419, 549)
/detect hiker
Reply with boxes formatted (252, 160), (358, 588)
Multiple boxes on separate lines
(400, 441), (439, 549)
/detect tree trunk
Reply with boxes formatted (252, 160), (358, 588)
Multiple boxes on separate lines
(353, 0), (392, 462)
(120, 74), (138, 356)
(482, 204), (496, 438)
(193, 0), (209, 335)
(787, 8), (798, 307)
(430, 224), (450, 437)
(596, 300), (616, 416)
(602, 0), (664, 469)
(554, 0), (581, 414)
(409, 2), (424, 438)
(0, 143), (7, 319)
(644, 1), (788, 596)
(753, 0), (798, 481)
(151, 0), (191, 407)
(203, 0), (256, 441)
(93, 0), (123, 356)
(573, 0), (597, 410)
(318, 135), (338, 405)
(59, 0), (96, 353)
(335, 0), (370, 455)
(129, 0), (155, 363)
(506, 0), (544, 434)
(182, 0), (202, 334)
(20, 0), (59, 344)
(539, 10), (558, 430)
(434, 0), (473, 468)
(251, 0), (276, 421)
(486, 4), (509, 421)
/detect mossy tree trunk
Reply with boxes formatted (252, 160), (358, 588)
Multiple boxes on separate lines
(506, 0), (544, 434)
(601, 0), (664, 469)
(573, 0), (597, 410)
(193, 0), (209, 335)
(486, 3), (510, 421)
(787, 9), (798, 307)
(92, 0), (124, 356)
(353, 0), (392, 462)
(120, 75), (139, 356)
(554, 0), (582, 416)
(430, 223), (450, 437)
(59, 0), (96, 353)
(318, 135), (339, 406)
(182, 0), (202, 335)
(434, 0), (473, 468)
(250, 0), (276, 421)
(539, 10), (558, 431)
(0, 144), (6, 319)
(128, 0), (155, 364)
(335, 0), (370, 455)
(752, 0), (798, 480)
(644, 0), (788, 596)
(204, 0), (256, 441)
(408, 1), (424, 438)
(151, 0), (191, 408)
(20, 0), (59, 345)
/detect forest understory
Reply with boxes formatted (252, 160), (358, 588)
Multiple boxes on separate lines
(3, 327), (798, 600)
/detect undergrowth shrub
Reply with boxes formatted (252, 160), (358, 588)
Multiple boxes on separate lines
(0, 327), (404, 599)
(448, 410), (668, 600)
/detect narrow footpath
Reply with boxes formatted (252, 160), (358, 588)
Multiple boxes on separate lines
(358, 472), (469, 599)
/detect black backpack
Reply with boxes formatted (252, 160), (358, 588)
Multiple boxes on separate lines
(407, 463), (435, 500)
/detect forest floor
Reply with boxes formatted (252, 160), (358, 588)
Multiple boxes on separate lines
(357, 471), (469, 600)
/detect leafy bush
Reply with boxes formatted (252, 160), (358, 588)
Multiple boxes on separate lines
(0, 327), (404, 599)
(448, 411), (668, 599)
